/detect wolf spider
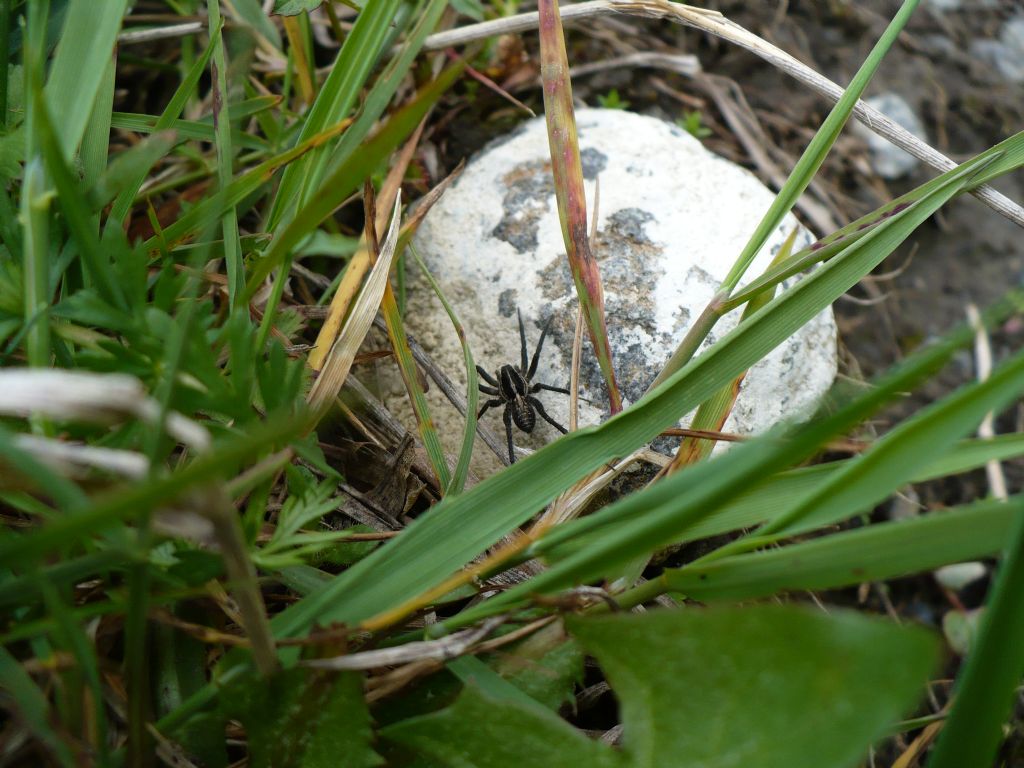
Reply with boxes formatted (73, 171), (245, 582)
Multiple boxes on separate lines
(477, 310), (569, 464)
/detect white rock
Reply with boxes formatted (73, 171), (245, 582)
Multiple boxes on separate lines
(393, 109), (837, 471)
(934, 562), (988, 591)
(853, 93), (928, 179)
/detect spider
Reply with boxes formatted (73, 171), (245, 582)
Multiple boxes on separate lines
(477, 310), (569, 464)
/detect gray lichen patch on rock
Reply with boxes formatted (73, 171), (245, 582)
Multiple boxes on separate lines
(388, 109), (838, 477)
(491, 147), (609, 254)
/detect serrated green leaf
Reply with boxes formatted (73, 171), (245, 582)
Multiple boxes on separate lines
(568, 606), (938, 768)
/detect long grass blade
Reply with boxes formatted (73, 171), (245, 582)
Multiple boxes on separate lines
(537, 0), (621, 413)
(245, 61), (465, 298)
(652, 0), (921, 388)
(412, 243), (479, 496)
(109, 21), (221, 225)
(268, 0), (403, 228)
(694, 338), (1024, 564)
(44, 0), (129, 161)
(659, 497), (1015, 601)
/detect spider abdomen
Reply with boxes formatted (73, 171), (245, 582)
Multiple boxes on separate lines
(511, 398), (536, 433)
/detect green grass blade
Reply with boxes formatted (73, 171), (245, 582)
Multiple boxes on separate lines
(142, 118), (349, 254)
(719, 0), (920, 294)
(206, 0), (244, 309)
(109, 111), (269, 151)
(316, 0), (447, 187)
(80, 52), (115, 190)
(537, 0), (621, 413)
(673, 432), (1024, 544)
(36, 90), (125, 309)
(654, 0), (921, 387)
(244, 60), (466, 298)
(44, 0), (129, 161)
(699, 339), (1024, 562)
(0, 646), (77, 767)
(928, 496), (1024, 767)
(411, 243), (478, 496)
(21, 158), (50, 372)
(380, 282), (452, 491)
(726, 131), (1024, 311)
(661, 497), (1015, 601)
(268, 0), (403, 228)
(108, 20), (221, 225)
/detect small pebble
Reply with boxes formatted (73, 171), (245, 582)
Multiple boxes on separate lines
(934, 561), (988, 590)
(853, 93), (928, 180)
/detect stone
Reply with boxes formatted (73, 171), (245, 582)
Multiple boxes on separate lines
(972, 15), (1024, 83)
(391, 109), (837, 472)
(853, 93), (928, 179)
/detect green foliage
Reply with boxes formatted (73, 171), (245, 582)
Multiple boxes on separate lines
(3, 0), (1024, 764)
(677, 110), (711, 139)
(595, 88), (630, 110)
(223, 668), (381, 768)
(385, 606), (938, 768)
(273, 0), (326, 16)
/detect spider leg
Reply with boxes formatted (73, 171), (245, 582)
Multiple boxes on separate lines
(477, 398), (504, 419)
(531, 382), (570, 395)
(503, 404), (516, 463)
(528, 314), (555, 380)
(476, 365), (499, 387)
(527, 395), (568, 434)
(479, 384), (499, 396)
(517, 308), (529, 373)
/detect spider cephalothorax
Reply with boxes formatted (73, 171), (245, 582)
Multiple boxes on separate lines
(477, 310), (569, 464)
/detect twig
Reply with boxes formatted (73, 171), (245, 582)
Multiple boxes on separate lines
(118, 22), (204, 45)
(966, 303), (1008, 501)
(300, 617), (505, 670)
(423, 0), (1024, 229)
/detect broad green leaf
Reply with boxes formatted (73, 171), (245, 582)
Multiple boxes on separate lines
(568, 606), (938, 768)
(662, 497), (1014, 601)
(488, 622), (583, 712)
(381, 683), (623, 768)
(222, 668), (381, 768)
